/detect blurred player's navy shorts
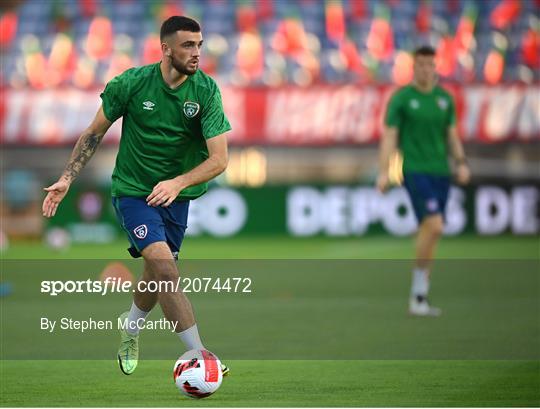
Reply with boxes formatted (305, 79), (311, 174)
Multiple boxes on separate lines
(112, 197), (189, 260)
(403, 173), (450, 223)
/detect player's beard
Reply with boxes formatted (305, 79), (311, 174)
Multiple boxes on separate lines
(170, 55), (198, 76)
(414, 72), (435, 88)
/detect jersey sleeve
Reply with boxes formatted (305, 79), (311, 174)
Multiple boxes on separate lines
(384, 90), (403, 128)
(201, 83), (232, 140)
(100, 70), (132, 122)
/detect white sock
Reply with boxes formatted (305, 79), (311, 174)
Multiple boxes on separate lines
(177, 324), (205, 350)
(411, 268), (429, 299)
(126, 302), (150, 336)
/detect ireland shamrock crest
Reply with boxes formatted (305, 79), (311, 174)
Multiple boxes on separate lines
(183, 101), (200, 118)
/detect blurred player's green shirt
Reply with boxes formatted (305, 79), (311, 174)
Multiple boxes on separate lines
(100, 63), (231, 200)
(385, 85), (456, 175)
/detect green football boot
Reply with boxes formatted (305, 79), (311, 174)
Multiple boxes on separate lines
(117, 312), (139, 375)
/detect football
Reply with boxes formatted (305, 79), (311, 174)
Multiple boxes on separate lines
(173, 349), (223, 399)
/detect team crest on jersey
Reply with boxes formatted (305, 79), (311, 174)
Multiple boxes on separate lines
(183, 101), (200, 118)
(409, 99), (420, 109)
(437, 97), (448, 110)
(133, 224), (148, 239)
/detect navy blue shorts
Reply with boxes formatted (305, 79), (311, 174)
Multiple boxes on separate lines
(403, 173), (450, 223)
(112, 197), (190, 259)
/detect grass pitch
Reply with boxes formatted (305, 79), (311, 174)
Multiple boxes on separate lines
(1, 235), (539, 407)
(2, 360), (538, 407)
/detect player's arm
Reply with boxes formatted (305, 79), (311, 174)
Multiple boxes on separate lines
(447, 125), (470, 185)
(42, 106), (112, 217)
(376, 126), (398, 192)
(147, 133), (228, 207)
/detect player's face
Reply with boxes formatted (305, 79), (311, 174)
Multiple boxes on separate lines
(165, 31), (203, 76)
(413, 55), (436, 86)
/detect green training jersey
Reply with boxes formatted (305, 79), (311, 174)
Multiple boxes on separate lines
(100, 63), (231, 200)
(384, 84), (456, 175)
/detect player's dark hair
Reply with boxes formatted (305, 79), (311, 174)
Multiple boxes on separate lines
(414, 45), (436, 57)
(160, 16), (201, 41)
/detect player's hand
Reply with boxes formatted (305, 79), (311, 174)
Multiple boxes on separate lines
(147, 179), (184, 207)
(42, 179), (70, 218)
(376, 172), (390, 192)
(456, 164), (471, 185)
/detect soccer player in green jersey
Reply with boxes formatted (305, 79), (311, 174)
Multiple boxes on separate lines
(377, 46), (470, 316)
(42, 16), (231, 374)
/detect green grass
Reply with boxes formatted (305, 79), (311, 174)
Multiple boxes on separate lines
(1, 235), (539, 407)
(3, 234), (539, 259)
(1, 360), (538, 407)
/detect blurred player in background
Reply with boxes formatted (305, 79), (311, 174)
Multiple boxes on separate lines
(42, 16), (231, 374)
(377, 46), (470, 316)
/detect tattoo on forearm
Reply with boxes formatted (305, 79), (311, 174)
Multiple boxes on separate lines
(62, 131), (104, 182)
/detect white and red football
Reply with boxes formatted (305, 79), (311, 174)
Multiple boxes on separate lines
(173, 349), (223, 399)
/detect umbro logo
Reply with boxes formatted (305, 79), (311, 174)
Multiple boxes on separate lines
(143, 101), (155, 111)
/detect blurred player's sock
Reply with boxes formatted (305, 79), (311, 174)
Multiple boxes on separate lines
(411, 267), (429, 301)
(178, 324), (205, 350)
(409, 268), (441, 316)
(126, 302), (150, 336)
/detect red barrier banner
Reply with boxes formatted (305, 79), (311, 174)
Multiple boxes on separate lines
(1, 85), (538, 145)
